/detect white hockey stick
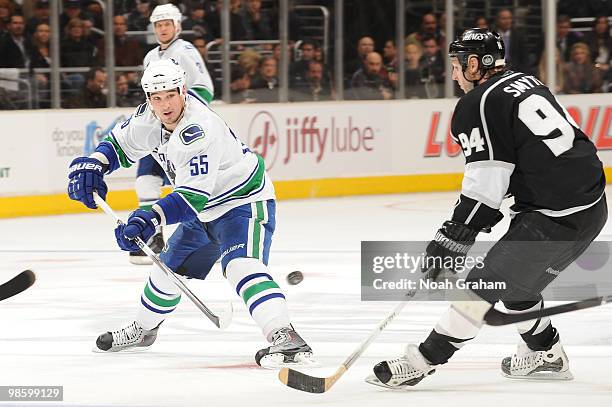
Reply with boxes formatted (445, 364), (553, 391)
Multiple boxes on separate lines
(93, 193), (232, 329)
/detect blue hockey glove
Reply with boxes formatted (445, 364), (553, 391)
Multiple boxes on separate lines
(67, 157), (108, 209)
(115, 209), (160, 252)
(422, 221), (479, 281)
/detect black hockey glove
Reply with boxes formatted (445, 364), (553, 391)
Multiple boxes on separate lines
(422, 221), (479, 281)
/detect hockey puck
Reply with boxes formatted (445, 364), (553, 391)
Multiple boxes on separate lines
(286, 271), (304, 285)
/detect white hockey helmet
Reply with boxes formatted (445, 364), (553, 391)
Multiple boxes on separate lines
(141, 59), (186, 98)
(150, 3), (182, 42)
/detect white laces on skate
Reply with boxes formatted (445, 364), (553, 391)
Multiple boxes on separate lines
(111, 321), (144, 347)
(271, 328), (291, 346)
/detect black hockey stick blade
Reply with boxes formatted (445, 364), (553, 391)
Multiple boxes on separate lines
(484, 294), (612, 326)
(0, 270), (36, 301)
(278, 366), (347, 394)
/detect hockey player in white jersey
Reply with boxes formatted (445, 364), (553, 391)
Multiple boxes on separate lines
(67, 60), (314, 368)
(131, 3), (216, 265)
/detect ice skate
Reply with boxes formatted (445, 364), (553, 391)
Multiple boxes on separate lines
(129, 229), (165, 265)
(366, 345), (436, 388)
(501, 339), (573, 380)
(255, 327), (315, 368)
(94, 321), (161, 352)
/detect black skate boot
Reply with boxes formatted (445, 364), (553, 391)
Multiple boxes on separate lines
(255, 327), (315, 368)
(95, 321), (161, 352)
(366, 345), (436, 388)
(129, 228), (165, 265)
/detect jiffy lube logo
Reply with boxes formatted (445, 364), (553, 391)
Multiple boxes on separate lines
(248, 111), (376, 169)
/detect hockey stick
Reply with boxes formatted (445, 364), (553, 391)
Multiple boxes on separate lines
(0, 270), (36, 301)
(93, 193), (232, 329)
(278, 299), (409, 393)
(483, 294), (612, 326)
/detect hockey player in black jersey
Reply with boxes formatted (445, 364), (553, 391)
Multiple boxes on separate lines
(368, 28), (607, 388)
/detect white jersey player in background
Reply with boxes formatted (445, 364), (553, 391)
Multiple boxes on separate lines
(67, 59), (314, 368)
(131, 3), (215, 265)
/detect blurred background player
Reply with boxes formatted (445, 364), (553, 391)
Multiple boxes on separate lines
(131, 3), (215, 265)
(368, 28), (606, 388)
(67, 60), (313, 368)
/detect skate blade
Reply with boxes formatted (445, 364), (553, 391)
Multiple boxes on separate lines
(259, 352), (318, 369)
(91, 345), (152, 354)
(502, 370), (574, 380)
(365, 374), (412, 390)
(129, 256), (153, 266)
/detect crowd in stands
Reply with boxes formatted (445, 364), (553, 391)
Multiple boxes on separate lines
(0, 0), (609, 109)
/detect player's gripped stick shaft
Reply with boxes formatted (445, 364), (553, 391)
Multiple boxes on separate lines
(93, 192), (232, 329)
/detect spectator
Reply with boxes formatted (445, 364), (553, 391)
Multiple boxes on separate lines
(96, 15), (144, 67)
(563, 42), (602, 94)
(0, 14), (31, 68)
(192, 36), (216, 87)
(493, 8), (529, 73)
(474, 15), (489, 30)
(0, 0), (15, 33)
(382, 39), (398, 89)
(419, 34), (445, 98)
(61, 18), (96, 67)
(538, 47), (565, 93)
(60, 0), (84, 34)
(557, 15), (583, 62)
(230, 47), (261, 102)
(584, 15), (611, 79)
(85, 0), (104, 30)
(290, 60), (334, 102)
(350, 51), (393, 100)
(26, 0), (49, 37)
(29, 22), (50, 69)
(29, 22), (51, 107)
(345, 36), (375, 80)
(128, 0), (152, 32)
(404, 42), (426, 99)
(241, 0), (274, 40)
(406, 13), (445, 48)
(182, 0), (214, 42)
(290, 39), (317, 86)
(64, 67), (107, 108)
(115, 73), (141, 107)
(251, 56), (279, 103)
(209, 0), (249, 41)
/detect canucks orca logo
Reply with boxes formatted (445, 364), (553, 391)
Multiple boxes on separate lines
(180, 124), (205, 145)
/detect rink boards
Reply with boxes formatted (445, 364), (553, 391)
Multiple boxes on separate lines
(0, 94), (610, 217)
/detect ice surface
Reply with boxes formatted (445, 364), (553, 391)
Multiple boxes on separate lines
(1, 190), (611, 407)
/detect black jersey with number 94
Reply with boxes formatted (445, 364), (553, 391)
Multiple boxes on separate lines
(450, 70), (605, 230)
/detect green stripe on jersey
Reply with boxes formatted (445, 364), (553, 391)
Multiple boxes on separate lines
(252, 201), (265, 258)
(191, 86), (214, 103)
(231, 155), (265, 199)
(242, 280), (279, 304)
(144, 284), (181, 308)
(103, 135), (133, 168)
(176, 189), (209, 213)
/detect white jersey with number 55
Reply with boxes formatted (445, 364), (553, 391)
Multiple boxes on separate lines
(101, 92), (274, 222)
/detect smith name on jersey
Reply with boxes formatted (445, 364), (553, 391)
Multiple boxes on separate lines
(450, 70), (605, 229)
(98, 92), (274, 222)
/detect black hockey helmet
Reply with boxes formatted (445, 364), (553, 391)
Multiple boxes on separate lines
(449, 28), (506, 73)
